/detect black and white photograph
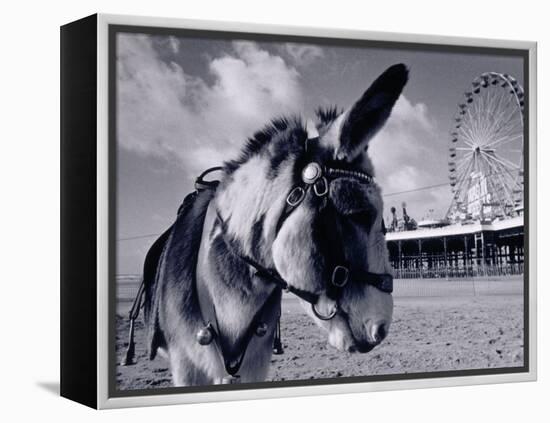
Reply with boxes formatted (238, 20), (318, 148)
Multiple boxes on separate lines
(112, 26), (527, 392)
(4, 0), (550, 417)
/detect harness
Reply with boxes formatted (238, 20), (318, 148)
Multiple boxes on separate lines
(217, 160), (393, 321)
(123, 147), (394, 383)
(196, 155), (393, 382)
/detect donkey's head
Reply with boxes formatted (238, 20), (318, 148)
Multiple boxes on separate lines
(216, 64), (408, 353)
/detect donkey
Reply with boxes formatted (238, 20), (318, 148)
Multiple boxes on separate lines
(141, 64), (409, 386)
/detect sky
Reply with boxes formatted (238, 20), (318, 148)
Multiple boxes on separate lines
(115, 31), (524, 274)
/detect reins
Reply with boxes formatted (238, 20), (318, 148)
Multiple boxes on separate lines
(122, 280), (145, 366)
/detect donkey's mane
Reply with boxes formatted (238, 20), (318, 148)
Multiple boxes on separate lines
(224, 116), (304, 174)
(315, 106), (343, 128)
(224, 106), (342, 175)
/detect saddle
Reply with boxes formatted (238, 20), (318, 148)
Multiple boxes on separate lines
(122, 168), (285, 366)
(122, 169), (215, 365)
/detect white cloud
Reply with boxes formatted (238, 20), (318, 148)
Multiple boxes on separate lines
(117, 35), (450, 220)
(117, 35), (304, 175)
(368, 96), (451, 219)
(390, 96), (433, 131)
(282, 43), (324, 66)
(168, 36), (180, 54)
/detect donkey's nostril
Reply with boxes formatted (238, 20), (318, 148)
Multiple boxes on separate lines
(377, 324), (387, 342)
(366, 321), (388, 345)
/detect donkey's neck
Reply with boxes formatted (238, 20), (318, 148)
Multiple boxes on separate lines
(195, 201), (278, 351)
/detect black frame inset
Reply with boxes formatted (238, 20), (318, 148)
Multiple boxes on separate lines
(60, 14), (98, 409)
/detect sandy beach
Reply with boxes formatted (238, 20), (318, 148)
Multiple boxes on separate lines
(115, 287), (523, 390)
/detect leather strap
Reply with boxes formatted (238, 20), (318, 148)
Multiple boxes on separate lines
(196, 248), (281, 376)
(352, 270), (393, 293)
(195, 166), (223, 191)
(240, 254), (320, 305)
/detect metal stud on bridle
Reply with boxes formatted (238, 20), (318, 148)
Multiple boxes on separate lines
(302, 162), (329, 198)
(285, 162), (329, 208)
(302, 162), (322, 184)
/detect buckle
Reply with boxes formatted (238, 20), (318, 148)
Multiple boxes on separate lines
(313, 176), (328, 197)
(332, 265), (349, 287)
(286, 186), (306, 207)
(375, 274), (394, 294)
(311, 301), (338, 321)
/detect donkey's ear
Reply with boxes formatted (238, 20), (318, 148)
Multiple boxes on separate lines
(336, 63), (409, 161)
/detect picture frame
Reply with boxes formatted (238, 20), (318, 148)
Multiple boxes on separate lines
(60, 13), (537, 409)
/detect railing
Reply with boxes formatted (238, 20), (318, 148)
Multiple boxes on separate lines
(392, 263), (523, 279)
(115, 267), (524, 305)
(116, 274), (142, 303)
(392, 276), (523, 297)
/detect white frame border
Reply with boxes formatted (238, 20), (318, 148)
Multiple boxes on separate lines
(96, 13), (537, 409)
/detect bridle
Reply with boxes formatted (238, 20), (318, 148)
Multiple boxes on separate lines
(198, 157), (394, 381)
(213, 140), (393, 323)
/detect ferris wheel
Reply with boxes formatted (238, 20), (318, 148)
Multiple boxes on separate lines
(447, 72), (524, 222)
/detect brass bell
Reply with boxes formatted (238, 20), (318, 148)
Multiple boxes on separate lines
(196, 323), (214, 345)
(255, 322), (268, 337)
(273, 337), (284, 355)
